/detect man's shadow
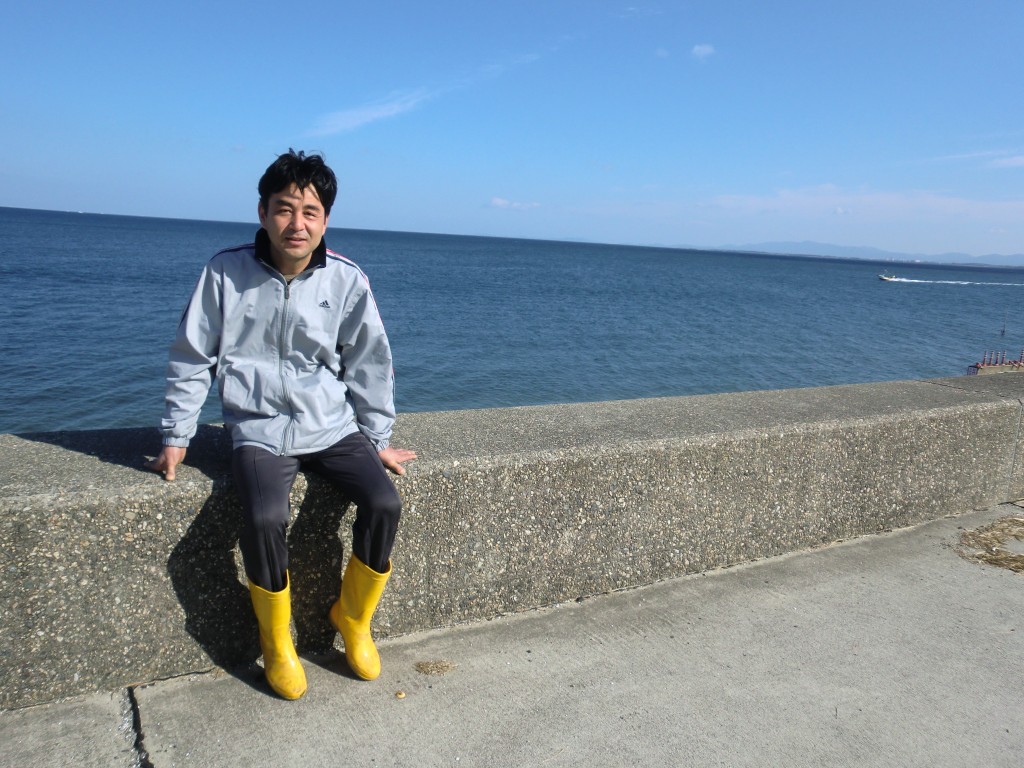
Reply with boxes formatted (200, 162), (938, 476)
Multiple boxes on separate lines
(288, 473), (352, 653)
(166, 478), (260, 676)
(166, 469), (356, 687)
(16, 423), (232, 477)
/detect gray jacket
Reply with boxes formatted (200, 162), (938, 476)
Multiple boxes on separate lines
(160, 230), (395, 455)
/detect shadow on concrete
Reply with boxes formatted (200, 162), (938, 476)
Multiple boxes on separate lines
(166, 478), (261, 671)
(289, 476), (353, 654)
(164, 467), (357, 691)
(14, 423), (233, 480)
(303, 648), (361, 681)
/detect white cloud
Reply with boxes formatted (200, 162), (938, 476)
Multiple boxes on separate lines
(692, 44), (715, 60)
(490, 197), (540, 211)
(990, 155), (1024, 168)
(479, 52), (541, 79)
(617, 6), (663, 19)
(711, 185), (1024, 219)
(930, 150), (1003, 163)
(308, 50), (544, 137)
(308, 89), (434, 136)
(927, 149), (1024, 168)
(570, 184), (1024, 225)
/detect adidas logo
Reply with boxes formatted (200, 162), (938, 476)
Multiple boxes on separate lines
(318, 300), (331, 309)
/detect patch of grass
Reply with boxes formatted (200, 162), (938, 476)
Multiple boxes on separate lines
(414, 659), (458, 676)
(957, 516), (1024, 573)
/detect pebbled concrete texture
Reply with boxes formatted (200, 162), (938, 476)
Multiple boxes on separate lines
(5, 504), (1020, 767)
(939, 373), (1024, 497)
(2, 375), (1023, 708)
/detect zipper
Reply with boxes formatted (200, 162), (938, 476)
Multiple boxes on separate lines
(278, 279), (294, 454)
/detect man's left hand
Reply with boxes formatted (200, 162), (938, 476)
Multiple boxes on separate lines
(378, 446), (417, 475)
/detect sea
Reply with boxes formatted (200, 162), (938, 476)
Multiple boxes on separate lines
(2, 205), (1023, 435)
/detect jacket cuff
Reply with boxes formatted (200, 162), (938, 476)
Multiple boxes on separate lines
(372, 438), (390, 453)
(163, 436), (191, 448)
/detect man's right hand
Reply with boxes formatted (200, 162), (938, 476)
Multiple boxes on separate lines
(146, 446), (187, 481)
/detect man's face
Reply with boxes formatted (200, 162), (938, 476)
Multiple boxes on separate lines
(258, 183), (331, 275)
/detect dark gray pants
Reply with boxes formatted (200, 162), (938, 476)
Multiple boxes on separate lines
(232, 432), (401, 592)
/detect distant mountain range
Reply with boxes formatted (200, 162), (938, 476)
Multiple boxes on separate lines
(723, 241), (1024, 268)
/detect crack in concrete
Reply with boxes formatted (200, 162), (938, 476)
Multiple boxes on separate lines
(924, 380), (974, 393)
(126, 686), (155, 768)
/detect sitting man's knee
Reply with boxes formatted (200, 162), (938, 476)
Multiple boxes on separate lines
(371, 487), (402, 526)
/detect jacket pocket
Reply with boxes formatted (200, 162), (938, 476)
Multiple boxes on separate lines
(219, 366), (281, 419)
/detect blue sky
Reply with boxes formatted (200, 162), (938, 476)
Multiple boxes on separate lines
(3, 1), (1022, 256)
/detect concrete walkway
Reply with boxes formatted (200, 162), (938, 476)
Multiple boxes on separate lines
(3, 504), (1023, 767)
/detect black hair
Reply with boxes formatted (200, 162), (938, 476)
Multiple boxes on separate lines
(257, 149), (338, 215)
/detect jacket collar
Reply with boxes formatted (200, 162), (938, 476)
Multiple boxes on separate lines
(254, 228), (328, 274)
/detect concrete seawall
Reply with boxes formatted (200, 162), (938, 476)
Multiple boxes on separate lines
(2, 375), (1023, 709)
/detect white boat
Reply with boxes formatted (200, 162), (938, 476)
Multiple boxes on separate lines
(878, 273), (897, 281)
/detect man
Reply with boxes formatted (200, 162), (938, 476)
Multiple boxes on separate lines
(147, 150), (416, 700)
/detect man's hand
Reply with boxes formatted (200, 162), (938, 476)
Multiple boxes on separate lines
(146, 446), (187, 481)
(378, 446), (417, 476)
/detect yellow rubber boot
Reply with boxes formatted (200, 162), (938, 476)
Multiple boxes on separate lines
(329, 556), (391, 680)
(249, 573), (307, 700)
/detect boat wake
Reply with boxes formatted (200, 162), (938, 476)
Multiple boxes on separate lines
(884, 277), (1024, 286)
